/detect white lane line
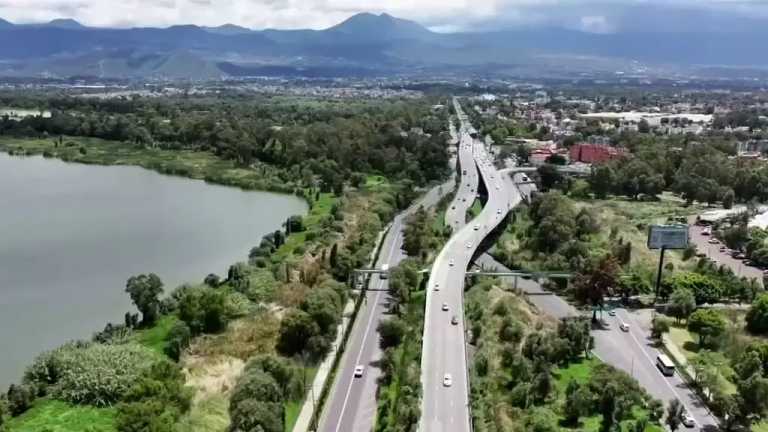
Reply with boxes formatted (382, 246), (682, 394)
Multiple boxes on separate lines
(334, 228), (402, 432)
(620, 311), (704, 425)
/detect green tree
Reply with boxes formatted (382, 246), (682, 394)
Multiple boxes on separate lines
(648, 399), (664, 423)
(722, 188), (735, 209)
(689, 350), (734, 398)
(177, 286), (228, 335)
(229, 400), (283, 432)
(537, 164), (565, 191)
(746, 293), (768, 334)
(665, 272), (723, 305)
(377, 318), (407, 350)
(666, 398), (683, 431)
(667, 287), (697, 323)
(164, 321), (192, 361)
(651, 316), (672, 339)
(589, 164), (616, 199)
(687, 309), (727, 347)
(524, 407), (559, 432)
(301, 287), (342, 334)
(6, 384), (32, 416)
(125, 273), (164, 325)
(563, 380), (592, 426)
(276, 309), (319, 356)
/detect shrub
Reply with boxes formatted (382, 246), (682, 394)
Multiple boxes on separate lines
(6, 384), (33, 416)
(29, 343), (160, 406)
(230, 369), (283, 409)
(177, 286), (228, 335)
(747, 293), (768, 334)
(164, 321), (192, 361)
(229, 400), (283, 432)
(115, 360), (191, 431)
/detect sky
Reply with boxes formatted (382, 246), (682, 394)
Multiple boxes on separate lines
(1, 0), (768, 32)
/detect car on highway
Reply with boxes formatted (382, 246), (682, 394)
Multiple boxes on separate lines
(354, 365), (364, 378)
(434, 283), (440, 291)
(449, 258), (454, 266)
(608, 310), (616, 316)
(619, 322), (630, 332)
(442, 303), (449, 311)
(681, 412), (695, 428)
(496, 209), (501, 214)
(451, 315), (459, 325)
(466, 242), (473, 249)
(521, 175), (529, 182)
(443, 374), (452, 387)
(708, 238), (719, 244)
(451, 206), (456, 210)
(473, 224), (480, 230)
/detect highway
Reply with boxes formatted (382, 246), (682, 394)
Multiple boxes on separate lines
(316, 124), (458, 432)
(420, 99), (521, 432)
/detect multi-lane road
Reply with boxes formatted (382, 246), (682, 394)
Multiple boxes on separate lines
(316, 123), (458, 432)
(420, 100), (522, 432)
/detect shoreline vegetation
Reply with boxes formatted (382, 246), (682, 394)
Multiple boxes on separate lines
(0, 94), (452, 432)
(0, 113), (451, 431)
(0, 136), (302, 196)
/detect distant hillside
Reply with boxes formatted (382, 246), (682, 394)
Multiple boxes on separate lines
(1, 11), (768, 79)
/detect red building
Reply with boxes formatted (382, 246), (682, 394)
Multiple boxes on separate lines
(569, 144), (625, 164)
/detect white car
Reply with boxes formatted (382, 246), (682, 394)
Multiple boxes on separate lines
(354, 365), (364, 378)
(496, 209), (502, 215)
(620, 322), (630, 332)
(443, 373), (453, 387)
(434, 283), (440, 291)
(473, 224), (480, 230)
(442, 303), (449, 311)
(449, 258), (454, 266)
(681, 413), (695, 428)
(466, 242), (473, 249)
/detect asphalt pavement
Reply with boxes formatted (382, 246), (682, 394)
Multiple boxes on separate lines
(689, 223), (764, 283)
(316, 128), (458, 432)
(420, 100), (521, 432)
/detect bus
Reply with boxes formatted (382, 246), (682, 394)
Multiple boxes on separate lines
(656, 354), (675, 376)
(380, 263), (389, 279)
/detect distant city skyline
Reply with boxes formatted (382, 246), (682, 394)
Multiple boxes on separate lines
(2, 0), (768, 33)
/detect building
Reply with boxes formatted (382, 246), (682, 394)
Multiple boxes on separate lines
(569, 143), (625, 164)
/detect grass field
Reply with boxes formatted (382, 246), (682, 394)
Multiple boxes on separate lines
(133, 314), (179, 355)
(5, 399), (116, 432)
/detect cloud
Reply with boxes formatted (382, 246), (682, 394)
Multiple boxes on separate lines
(0, 0), (767, 32)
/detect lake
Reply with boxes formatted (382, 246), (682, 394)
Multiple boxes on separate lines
(0, 152), (307, 388)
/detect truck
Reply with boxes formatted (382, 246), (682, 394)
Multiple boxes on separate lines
(380, 263), (389, 279)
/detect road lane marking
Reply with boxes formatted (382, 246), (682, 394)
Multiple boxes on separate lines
(333, 228), (402, 432)
(619, 311), (707, 426)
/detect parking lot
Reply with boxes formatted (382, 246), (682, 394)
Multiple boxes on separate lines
(689, 223), (765, 283)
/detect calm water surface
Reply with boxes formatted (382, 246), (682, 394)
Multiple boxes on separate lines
(0, 153), (306, 387)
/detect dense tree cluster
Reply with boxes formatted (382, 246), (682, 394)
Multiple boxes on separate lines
(467, 280), (658, 431)
(228, 355), (304, 432)
(0, 95), (451, 188)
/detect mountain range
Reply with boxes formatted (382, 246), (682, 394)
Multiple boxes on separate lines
(2, 12), (768, 80)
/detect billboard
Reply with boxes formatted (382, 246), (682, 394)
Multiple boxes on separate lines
(647, 224), (689, 250)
